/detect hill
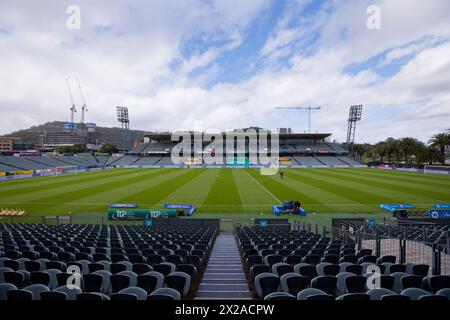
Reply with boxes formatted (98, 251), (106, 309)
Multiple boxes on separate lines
(8, 121), (146, 147)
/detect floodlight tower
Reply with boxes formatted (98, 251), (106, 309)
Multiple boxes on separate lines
(117, 106), (131, 151)
(76, 78), (88, 124)
(66, 78), (77, 131)
(275, 106), (321, 133)
(346, 105), (363, 153)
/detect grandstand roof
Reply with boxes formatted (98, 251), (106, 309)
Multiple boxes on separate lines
(144, 132), (332, 140)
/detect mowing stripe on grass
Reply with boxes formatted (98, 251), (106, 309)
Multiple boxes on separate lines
(357, 168), (450, 186)
(0, 168), (140, 197)
(324, 168), (449, 198)
(288, 169), (441, 207)
(246, 169), (320, 207)
(265, 170), (364, 211)
(116, 168), (205, 205)
(70, 169), (185, 209)
(4, 168), (172, 213)
(241, 169), (282, 203)
(159, 168), (216, 205)
(0, 168), (129, 190)
(202, 169), (242, 213)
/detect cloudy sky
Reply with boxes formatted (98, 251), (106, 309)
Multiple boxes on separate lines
(0, 0), (449, 143)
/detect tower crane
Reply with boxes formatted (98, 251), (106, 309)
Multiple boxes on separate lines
(66, 78), (77, 130)
(275, 106), (321, 133)
(76, 78), (88, 124)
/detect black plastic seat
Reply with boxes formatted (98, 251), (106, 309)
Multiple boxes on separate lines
(30, 271), (50, 286)
(132, 263), (152, 275)
(284, 255), (302, 265)
(311, 276), (337, 295)
(41, 291), (67, 301)
(110, 274), (130, 293)
(83, 274), (103, 292)
(345, 275), (366, 293)
(4, 272), (25, 288)
(110, 263), (127, 274)
(250, 264), (271, 280)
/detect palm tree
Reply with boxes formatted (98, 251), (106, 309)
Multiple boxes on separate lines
(428, 132), (450, 165)
(399, 137), (424, 163)
(416, 146), (441, 164)
(372, 142), (387, 162)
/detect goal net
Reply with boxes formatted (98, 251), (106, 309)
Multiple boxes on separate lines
(424, 165), (450, 175)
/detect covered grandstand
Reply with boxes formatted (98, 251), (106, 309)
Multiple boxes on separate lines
(0, 130), (362, 175)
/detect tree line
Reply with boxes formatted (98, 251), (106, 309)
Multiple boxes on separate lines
(350, 130), (450, 165)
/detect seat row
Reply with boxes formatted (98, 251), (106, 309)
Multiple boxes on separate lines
(0, 266), (194, 300)
(0, 284), (182, 300)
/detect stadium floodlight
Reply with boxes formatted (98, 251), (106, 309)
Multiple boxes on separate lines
(117, 106), (129, 123)
(116, 106), (131, 150)
(346, 105), (363, 153)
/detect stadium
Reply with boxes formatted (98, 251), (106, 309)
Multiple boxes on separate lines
(1, 0), (450, 315)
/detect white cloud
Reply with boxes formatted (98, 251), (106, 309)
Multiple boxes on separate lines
(0, 0), (449, 146)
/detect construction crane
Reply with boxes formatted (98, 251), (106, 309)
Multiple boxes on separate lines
(76, 78), (88, 124)
(66, 78), (77, 130)
(275, 106), (321, 133)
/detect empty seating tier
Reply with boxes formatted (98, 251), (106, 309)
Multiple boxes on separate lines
(0, 223), (218, 300)
(235, 226), (450, 300)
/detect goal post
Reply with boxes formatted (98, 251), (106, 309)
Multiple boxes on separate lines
(424, 164), (450, 175)
(41, 165), (79, 176)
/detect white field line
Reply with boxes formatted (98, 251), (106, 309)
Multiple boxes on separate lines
(242, 170), (282, 203)
(0, 201), (438, 207)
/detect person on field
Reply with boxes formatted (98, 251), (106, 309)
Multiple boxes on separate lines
(280, 170), (284, 179)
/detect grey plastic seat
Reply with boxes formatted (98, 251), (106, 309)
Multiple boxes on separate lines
(280, 273), (308, 295)
(148, 287), (181, 300)
(44, 269), (62, 289)
(271, 262), (293, 277)
(264, 292), (296, 300)
(0, 283), (17, 300)
(117, 270), (138, 286)
(297, 288), (328, 300)
(401, 275), (422, 291)
(93, 270), (112, 294)
(336, 272), (354, 296)
(311, 276), (337, 295)
(97, 260), (111, 271)
(16, 258), (30, 270)
(293, 263), (310, 274)
(76, 292), (111, 300)
(436, 288), (450, 299)
(154, 262), (176, 276)
(361, 262), (380, 274)
(74, 260), (90, 274)
(54, 285), (82, 300)
(118, 286), (148, 300)
(367, 288), (397, 300)
(0, 257), (11, 268)
(165, 271), (191, 297)
(0, 267), (14, 282)
(117, 261), (133, 271)
(364, 273), (394, 290)
(418, 295), (448, 301)
(336, 293), (370, 300)
(401, 288), (431, 300)
(137, 271), (164, 294)
(22, 284), (50, 300)
(255, 272), (280, 298)
(391, 272), (409, 293)
(316, 262), (332, 276)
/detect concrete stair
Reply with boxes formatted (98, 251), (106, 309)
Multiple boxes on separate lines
(195, 232), (252, 300)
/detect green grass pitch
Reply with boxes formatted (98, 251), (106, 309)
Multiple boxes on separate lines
(0, 168), (449, 227)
